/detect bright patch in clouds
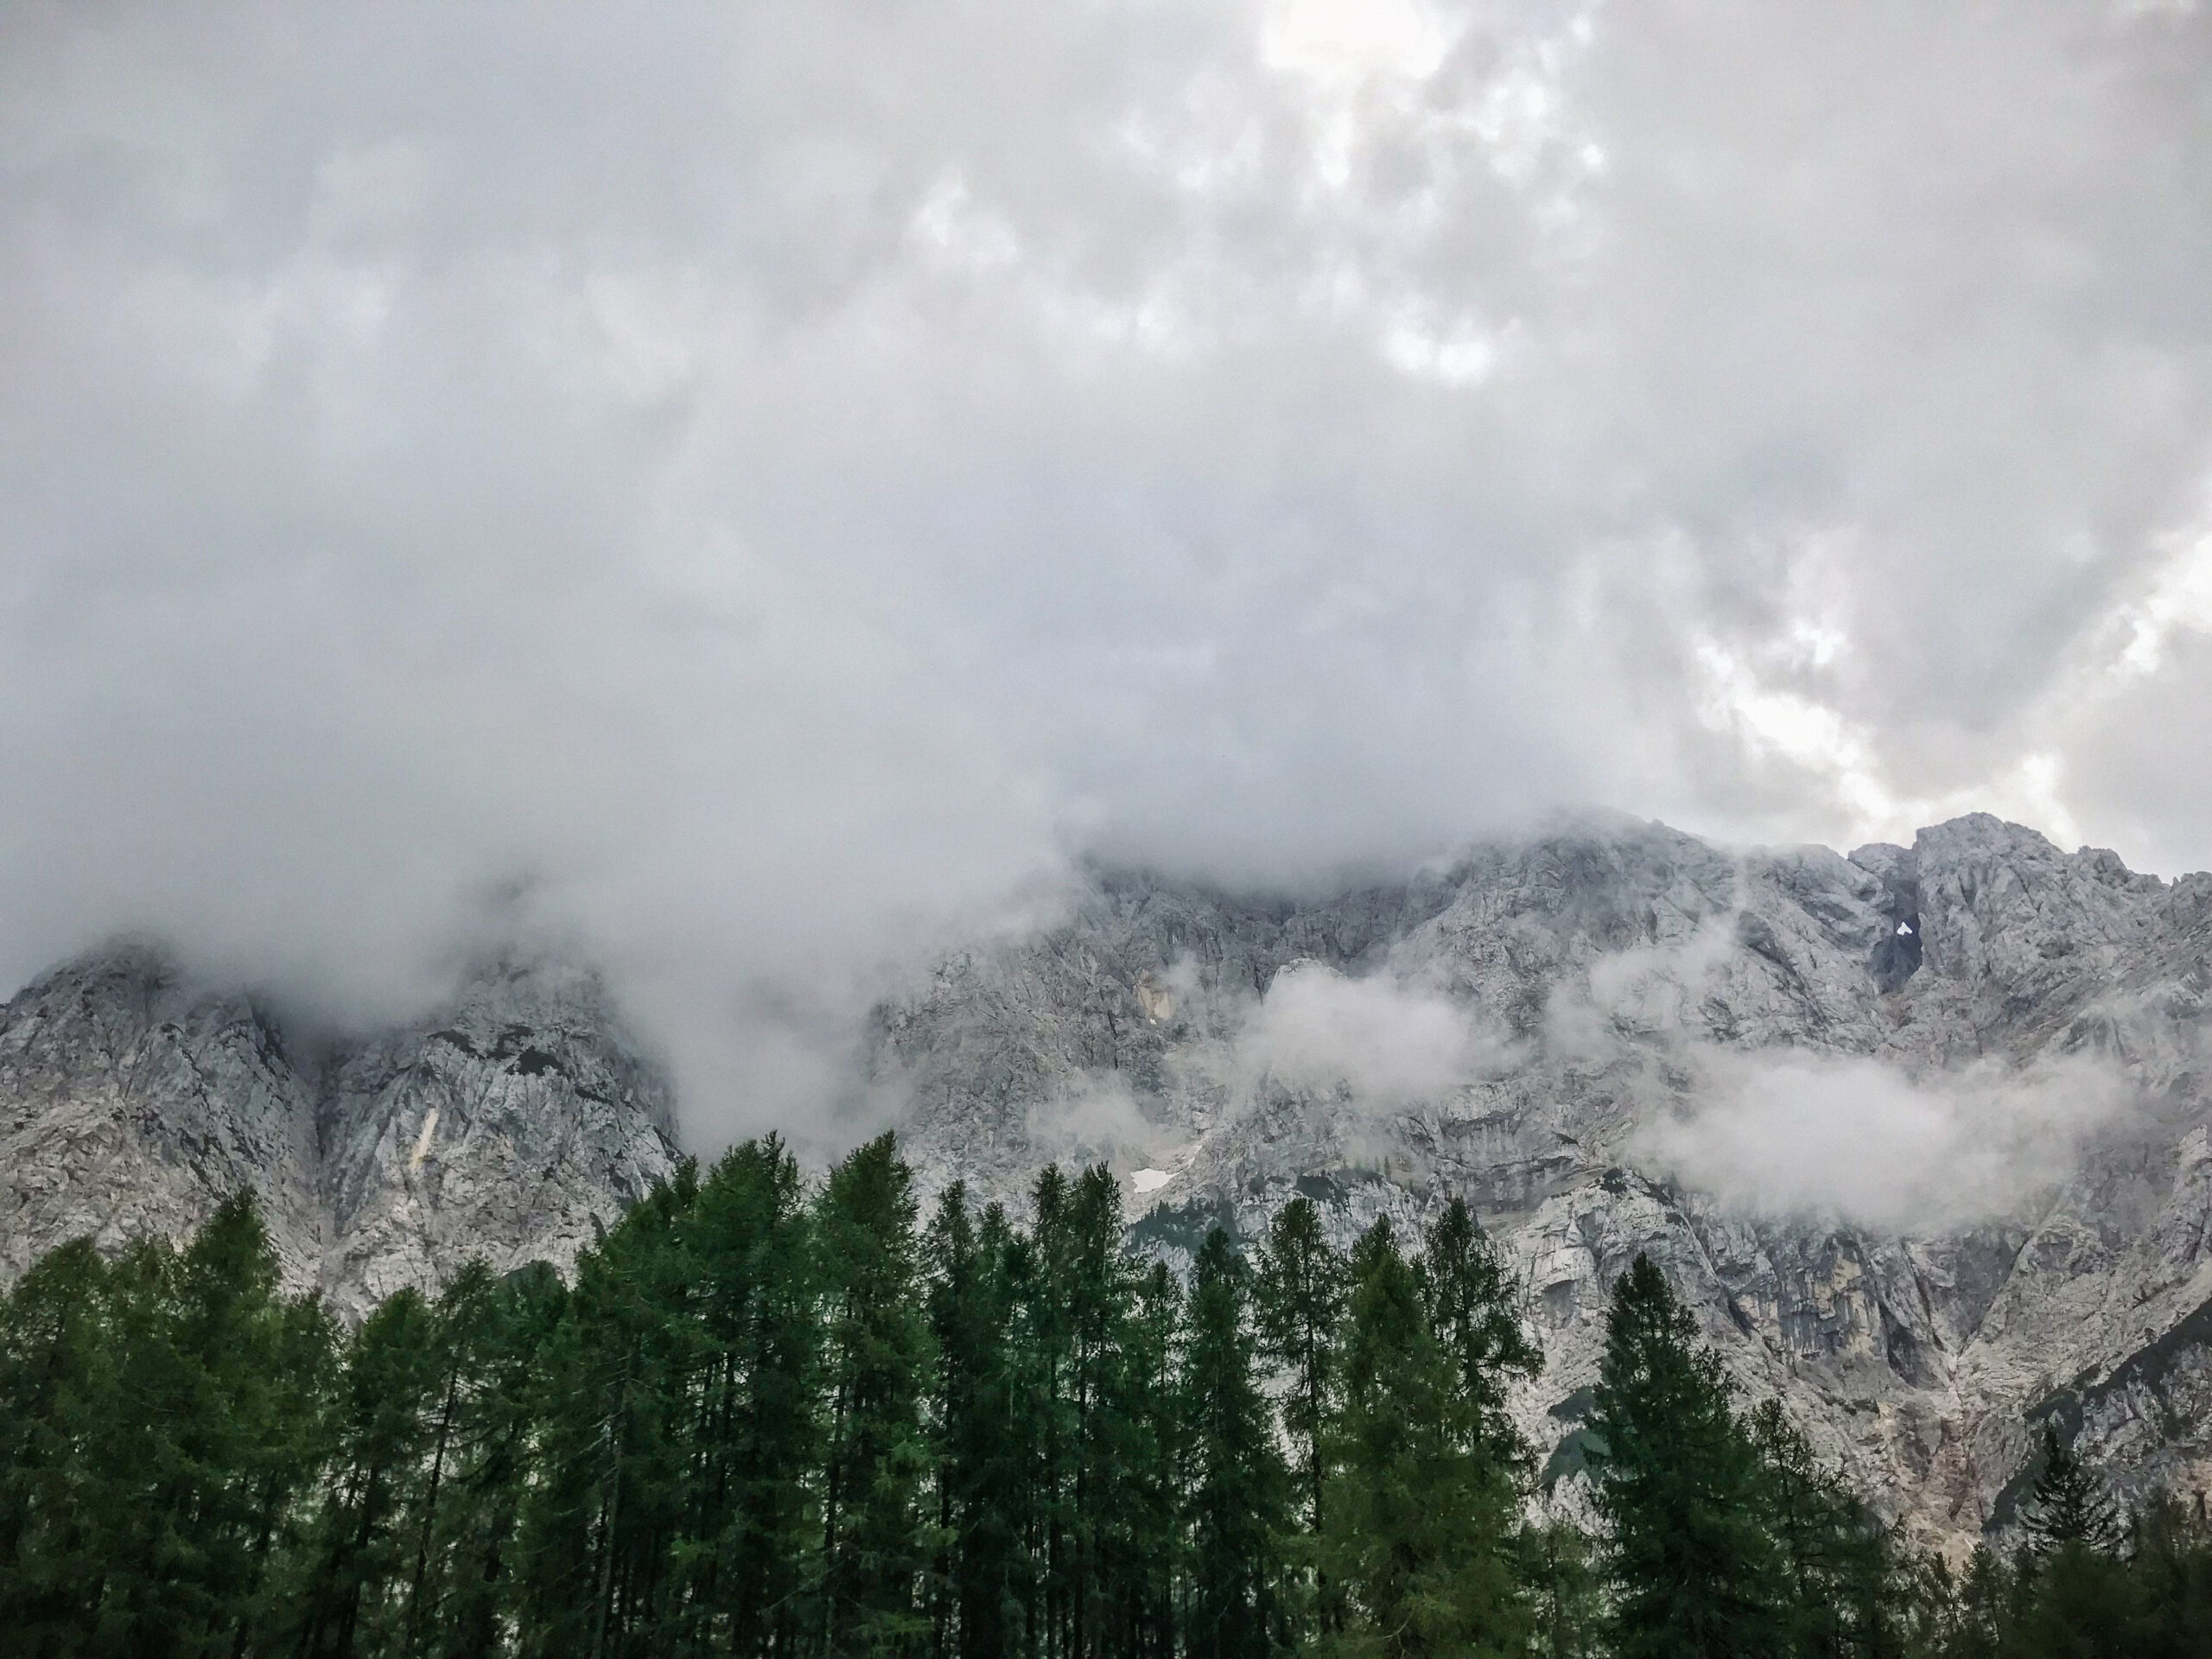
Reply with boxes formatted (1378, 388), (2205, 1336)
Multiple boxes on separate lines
(1262, 0), (1452, 85)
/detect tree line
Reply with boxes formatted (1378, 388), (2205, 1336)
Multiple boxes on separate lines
(2, 1131), (2208, 1657)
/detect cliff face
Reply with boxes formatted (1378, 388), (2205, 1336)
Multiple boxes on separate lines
(5, 810), (2209, 1545)
(875, 813), (2212, 1546)
(0, 948), (677, 1318)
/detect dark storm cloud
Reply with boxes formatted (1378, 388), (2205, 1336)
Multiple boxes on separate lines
(3, 0), (2211, 1141)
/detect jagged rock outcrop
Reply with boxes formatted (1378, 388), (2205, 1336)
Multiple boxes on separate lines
(877, 813), (2212, 1548)
(6, 810), (2209, 1549)
(0, 946), (326, 1287)
(0, 946), (677, 1315)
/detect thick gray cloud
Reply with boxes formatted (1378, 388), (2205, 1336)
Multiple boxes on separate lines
(4, 1), (2212, 1142)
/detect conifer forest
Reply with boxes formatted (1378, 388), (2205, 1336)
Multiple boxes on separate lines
(3, 1135), (2209, 1659)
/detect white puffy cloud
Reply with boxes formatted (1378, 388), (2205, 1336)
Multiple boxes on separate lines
(1635, 1050), (2135, 1233)
(1241, 961), (1511, 1102)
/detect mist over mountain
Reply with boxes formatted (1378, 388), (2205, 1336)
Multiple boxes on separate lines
(7, 2), (2212, 1151)
(9, 0), (2212, 1587)
(5, 809), (2211, 1550)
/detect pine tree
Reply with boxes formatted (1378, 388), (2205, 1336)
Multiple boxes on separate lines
(817, 1133), (934, 1657)
(1590, 1253), (1782, 1659)
(0, 1195), (344, 1656)
(107, 1193), (339, 1656)
(2122, 1489), (2212, 1658)
(518, 1166), (702, 1657)
(1253, 1196), (1346, 1543)
(290, 1287), (444, 1658)
(1059, 1166), (1140, 1659)
(0, 1236), (125, 1649)
(1022, 1164), (1082, 1659)
(678, 1135), (822, 1657)
(1181, 1227), (1289, 1659)
(1320, 1218), (1527, 1659)
(1749, 1395), (1892, 1659)
(996, 1200), (1053, 1657)
(397, 1262), (493, 1656)
(925, 1183), (1022, 1659)
(1417, 1198), (1541, 1467)
(1519, 1517), (1604, 1659)
(2020, 1423), (2120, 1555)
(1113, 1259), (1186, 1659)
(416, 1259), (568, 1659)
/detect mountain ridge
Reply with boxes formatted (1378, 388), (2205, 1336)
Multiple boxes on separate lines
(3, 810), (2210, 1548)
(0, 944), (679, 1318)
(874, 812), (2212, 1546)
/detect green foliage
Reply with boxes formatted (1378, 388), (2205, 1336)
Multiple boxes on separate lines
(817, 1133), (934, 1657)
(1517, 1519), (1603, 1659)
(2019, 1424), (2121, 1556)
(1748, 1395), (1912, 1659)
(1183, 1229), (1288, 1659)
(1254, 1198), (1346, 1541)
(925, 1185), (1023, 1659)
(1317, 1219), (1527, 1659)
(1904, 1493), (2212, 1659)
(1415, 1199), (1541, 1471)
(8, 1172), (2210, 1659)
(1591, 1252), (1783, 1659)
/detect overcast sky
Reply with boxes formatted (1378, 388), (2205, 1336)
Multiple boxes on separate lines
(5, 2), (2212, 1130)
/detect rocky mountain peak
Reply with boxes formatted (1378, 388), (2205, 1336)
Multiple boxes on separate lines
(5, 810), (2209, 1548)
(0, 941), (677, 1316)
(877, 812), (2212, 1548)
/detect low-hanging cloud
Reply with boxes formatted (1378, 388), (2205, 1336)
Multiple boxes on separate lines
(6, 3), (2212, 1148)
(1022, 1070), (1182, 1179)
(1241, 962), (1511, 1103)
(1634, 1050), (2136, 1233)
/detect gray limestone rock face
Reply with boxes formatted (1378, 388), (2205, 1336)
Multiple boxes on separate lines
(315, 958), (679, 1318)
(8, 808), (2212, 1553)
(0, 947), (324, 1285)
(0, 945), (677, 1314)
(878, 813), (2212, 1550)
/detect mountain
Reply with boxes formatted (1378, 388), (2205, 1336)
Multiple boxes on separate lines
(874, 813), (2212, 1547)
(0, 945), (678, 1318)
(3, 810), (2209, 1548)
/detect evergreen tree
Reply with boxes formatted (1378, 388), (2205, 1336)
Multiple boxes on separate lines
(1320, 1218), (1526, 1659)
(1112, 1259), (1185, 1659)
(45, 1145), (2212, 1658)
(1928, 1541), (2041, 1659)
(118, 1196), (339, 1656)
(2012, 1538), (2141, 1657)
(1518, 1517), (1603, 1659)
(1416, 1198), (1541, 1468)
(1060, 1166), (1132, 1658)
(1020, 1164), (1082, 1659)
(416, 1260), (568, 1659)
(1253, 1196), (1345, 1543)
(290, 1287), (444, 1658)
(0, 1237), (120, 1646)
(2019, 1423), (2120, 1555)
(995, 1199), (1053, 1657)
(1590, 1253), (1781, 1659)
(518, 1166), (702, 1658)
(817, 1134), (934, 1657)
(0, 1200), (339, 1658)
(677, 1135), (821, 1657)
(1748, 1395), (1900, 1659)
(925, 1184), (1022, 1659)
(1180, 1228), (1288, 1659)
(2124, 1490), (2212, 1659)
(397, 1262), (493, 1657)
